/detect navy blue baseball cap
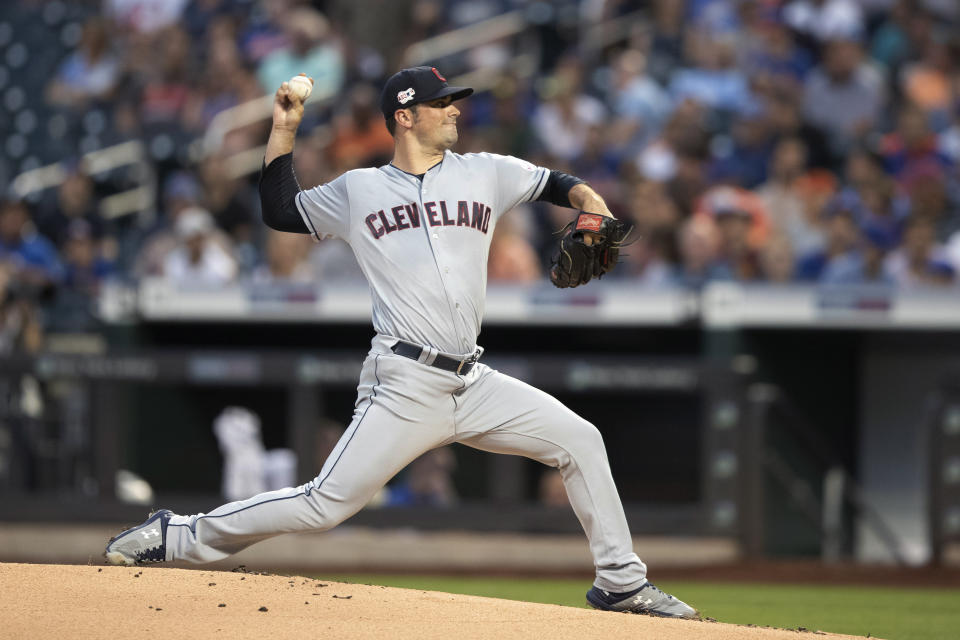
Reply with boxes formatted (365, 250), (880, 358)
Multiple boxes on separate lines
(380, 66), (473, 121)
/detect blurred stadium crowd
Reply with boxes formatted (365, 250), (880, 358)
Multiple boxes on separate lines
(2, 0), (960, 351)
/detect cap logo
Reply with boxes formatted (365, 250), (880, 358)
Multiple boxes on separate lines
(431, 67), (446, 82)
(397, 87), (416, 104)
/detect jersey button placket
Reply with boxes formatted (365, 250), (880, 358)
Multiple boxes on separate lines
(422, 162), (466, 349)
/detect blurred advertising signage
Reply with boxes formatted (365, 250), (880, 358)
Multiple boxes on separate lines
(566, 361), (699, 392)
(529, 289), (600, 307)
(187, 355), (261, 383)
(816, 285), (893, 315)
(296, 356), (362, 384)
(33, 355), (160, 381)
(247, 283), (319, 305)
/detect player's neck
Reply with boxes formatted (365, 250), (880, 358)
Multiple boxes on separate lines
(391, 138), (445, 175)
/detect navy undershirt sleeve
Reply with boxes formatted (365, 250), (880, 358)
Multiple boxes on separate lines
(259, 152), (310, 234)
(536, 170), (586, 208)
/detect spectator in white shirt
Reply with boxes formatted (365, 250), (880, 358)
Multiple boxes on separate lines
(532, 58), (606, 162)
(162, 208), (237, 286)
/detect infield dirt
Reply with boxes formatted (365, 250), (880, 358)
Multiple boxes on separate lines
(1, 562), (877, 639)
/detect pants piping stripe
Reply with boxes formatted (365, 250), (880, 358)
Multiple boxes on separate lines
(168, 355), (383, 532)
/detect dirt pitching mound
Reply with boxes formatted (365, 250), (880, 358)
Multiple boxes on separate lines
(1, 563), (871, 640)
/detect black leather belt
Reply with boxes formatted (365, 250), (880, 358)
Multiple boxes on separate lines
(391, 341), (480, 375)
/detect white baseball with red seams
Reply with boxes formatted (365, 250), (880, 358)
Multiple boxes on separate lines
(288, 75), (312, 101)
(162, 149), (650, 594)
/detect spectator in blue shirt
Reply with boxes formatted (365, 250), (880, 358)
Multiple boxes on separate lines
(0, 200), (63, 289)
(742, 9), (814, 86)
(45, 17), (120, 109)
(51, 219), (115, 332)
(708, 105), (775, 189)
(669, 34), (753, 114)
(62, 220), (114, 294)
(820, 223), (898, 285)
(796, 193), (864, 281)
(384, 448), (457, 508)
(883, 215), (955, 287)
(607, 49), (672, 155)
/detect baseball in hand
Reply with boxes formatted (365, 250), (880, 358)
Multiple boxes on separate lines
(288, 75), (313, 102)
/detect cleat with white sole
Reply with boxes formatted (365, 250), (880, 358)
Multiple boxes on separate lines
(586, 581), (698, 619)
(104, 509), (172, 566)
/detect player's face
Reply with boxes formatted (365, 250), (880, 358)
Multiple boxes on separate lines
(413, 95), (460, 150)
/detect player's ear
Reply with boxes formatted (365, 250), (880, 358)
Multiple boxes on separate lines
(395, 107), (415, 130)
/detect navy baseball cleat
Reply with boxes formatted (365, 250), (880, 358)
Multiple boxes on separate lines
(586, 582), (698, 619)
(104, 509), (172, 566)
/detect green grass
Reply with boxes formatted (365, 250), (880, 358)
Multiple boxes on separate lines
(321, 574), (960, 640)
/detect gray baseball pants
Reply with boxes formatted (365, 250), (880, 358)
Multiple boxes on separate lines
(165, 334), (648, 592)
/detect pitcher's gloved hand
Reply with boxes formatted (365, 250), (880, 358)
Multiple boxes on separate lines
(549, 212), (633, 288)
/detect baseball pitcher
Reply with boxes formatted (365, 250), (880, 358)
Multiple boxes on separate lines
(105, 66), (696, 618)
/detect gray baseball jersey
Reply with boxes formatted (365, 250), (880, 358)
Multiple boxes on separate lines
(295, 151), (548, 355)
(163, 150), (649, 593)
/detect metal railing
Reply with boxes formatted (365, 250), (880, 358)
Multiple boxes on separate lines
(927, 378), (960, 565)
(580, 9), (647, 54)
(11, 140), (156, 222)
(188, 91), (335, 180)
(742, 384), (908, 563)
(402, 11), (527, 65)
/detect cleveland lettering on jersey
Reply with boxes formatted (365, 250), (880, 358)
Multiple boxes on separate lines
(391, 205), (410, 230)
(439, 201), (454, 226)
(405, 203), (421, 227)
(365, 213), (385, 239)
(424, 201), (440, 226)
(378, 209), (398, 234)
(366, 200), (490, 239)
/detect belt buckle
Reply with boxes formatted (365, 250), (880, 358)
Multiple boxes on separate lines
(457, 349), (481, 374)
